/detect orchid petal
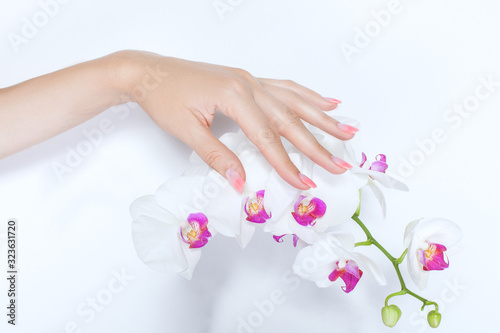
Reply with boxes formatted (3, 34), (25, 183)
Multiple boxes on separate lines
(367, 180), (388, 218)
(343, 141), (359, 166)
(292, 243), (339, 287)
(307, 122), (351, 158)
(178, 246), (202, 280)
(360, 152), (367, 168)
(362, 170), (409, 191)
(264, 170), (301, 223)
(239, 151), (272, 191)
(353, 252), (387, 286)
(205, 176), (244, 237)
(130, 195), (172, 222)
(156, 175), (206, 220)
(235, 219), (255, 249)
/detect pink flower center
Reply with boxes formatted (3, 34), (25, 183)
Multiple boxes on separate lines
(291, 195), (326, 226)
(244, 190), (271, 224)
(328, 260), (363, 293)
(417, 242), (449, 271)
(180, 213), (212, 249)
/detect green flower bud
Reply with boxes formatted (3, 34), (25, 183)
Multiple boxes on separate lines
(381, 304), (402, 327)
(427, 310), (441, 328)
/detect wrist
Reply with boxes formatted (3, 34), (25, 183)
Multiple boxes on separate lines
(102, 50), (143, 104)
(104, 50), (170, 104)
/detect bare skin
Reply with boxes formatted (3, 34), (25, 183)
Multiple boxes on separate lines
(0, 50), (356, 192)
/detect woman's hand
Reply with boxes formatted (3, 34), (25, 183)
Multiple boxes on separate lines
(0, 50), (357, 192)
(117, 51), (357, 192)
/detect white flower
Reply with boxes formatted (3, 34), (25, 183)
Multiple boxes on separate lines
(263, 152), (360, 244)
(343, 143), (409, 217)
(130, 175), (213, 280)
(292, 232), (386, 291)
(307, 122), (407, 217)
(404, 218), (463, 290)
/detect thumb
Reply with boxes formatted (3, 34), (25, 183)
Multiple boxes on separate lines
(183, 125), (246, 194)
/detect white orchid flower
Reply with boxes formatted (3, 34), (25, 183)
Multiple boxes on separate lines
(263, 151), (360, 245)
(403, 218), (463, 290)
(130, 175), (213, 280)
(292, 232), (386, 292)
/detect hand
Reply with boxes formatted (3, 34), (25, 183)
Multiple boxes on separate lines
(118, 51), (357, 192)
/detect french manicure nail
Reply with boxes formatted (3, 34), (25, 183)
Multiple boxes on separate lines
(337, 122), (359, 134)
(331, 156), (353, 170)
(225, 168), (245, 194)
(299, 173), (317, 189)
(325, 97), (342, 104)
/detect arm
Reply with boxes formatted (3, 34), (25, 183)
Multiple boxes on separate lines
(0, 53), (129, 159)
(0, 50), (356, 191)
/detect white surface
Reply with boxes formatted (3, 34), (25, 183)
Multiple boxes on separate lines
(1, 0), (499, 332)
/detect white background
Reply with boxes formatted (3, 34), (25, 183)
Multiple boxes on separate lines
(1, 0), (499, 332)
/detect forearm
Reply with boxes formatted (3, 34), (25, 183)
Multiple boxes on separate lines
(0, 52), (132, 159)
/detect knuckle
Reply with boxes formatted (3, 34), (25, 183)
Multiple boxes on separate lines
(231, 67), (254, 81)
(203, 149), (224, 169)
(281, 79), (298, 89)
(312, 140), (326, 155)
(254, 127), (281, 148)
(318, 111), (332, 124)
(276, 110), (303, 134)
(223, 76), (250, 98)
(287, 88), (303, 101)
(281, 156), (296, 169)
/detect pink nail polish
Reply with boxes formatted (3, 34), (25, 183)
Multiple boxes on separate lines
(299, 173), (317, 188)
(225, 168), (245, 194)
(337, 123), (359, 134)
(331, 156), (353, 170)
(325, 97), (342, 104)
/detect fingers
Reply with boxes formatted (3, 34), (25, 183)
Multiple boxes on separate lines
(252, 88), (352, 175)
(259, 80), (358, 141)
(258, 78), (341, 111)
(181, 122), (247, 193)
(222, 94), (312, 191)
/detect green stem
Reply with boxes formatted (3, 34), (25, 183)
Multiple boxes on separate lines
(396, 248), (408, 264)
(351, 214), (437, 312)
(354, 240), (372, 247)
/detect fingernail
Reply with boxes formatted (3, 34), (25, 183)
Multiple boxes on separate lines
(337, 122), (359, 134)
(325, 97), (342, 104)
(299, 173), (317, 188)
(225, 168), (245, 194)
(331, 156), (353, 170)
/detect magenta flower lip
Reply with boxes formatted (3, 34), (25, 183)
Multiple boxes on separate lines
(244, 190), (271, 224)
(273, 234), (299, 247)
(328, 260), (363, 293)
(418, 243), (449, 271)
(360, 153), (388, 173)
(180, 213), (212, 249)
(291, 195), (327, 226)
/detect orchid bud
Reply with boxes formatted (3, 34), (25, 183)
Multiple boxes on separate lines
(381, 304), (402, 327)
(427, 310), (441, 328)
